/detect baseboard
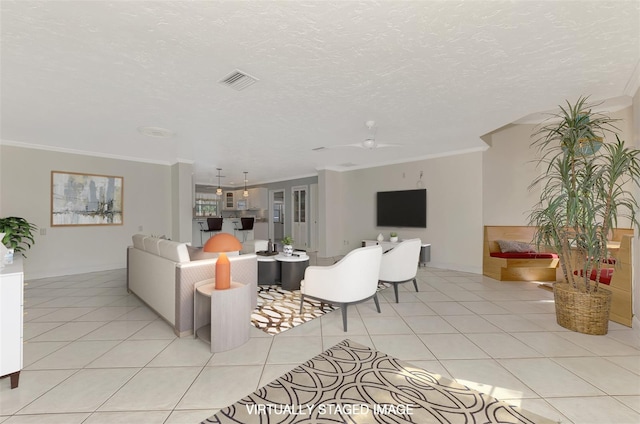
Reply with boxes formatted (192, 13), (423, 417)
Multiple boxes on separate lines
(425, 261), (482, 275)
(25, 264), (125, 280)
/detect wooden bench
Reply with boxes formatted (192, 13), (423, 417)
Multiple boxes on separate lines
(592, 234), (633, 327)
(483, 226), (559, 281)
(569, 233), (633, 327)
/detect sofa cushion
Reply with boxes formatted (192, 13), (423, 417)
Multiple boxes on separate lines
(132, 234), (146, 250)
(187, 245), (219, 261)
(158, 239), (190, 263)
(496, 239), (536, 253)
(490, 252), (558, 259)
(142, 237), (162, 256)
(186, 245), (241, 261)
(132, 234), (190, 263)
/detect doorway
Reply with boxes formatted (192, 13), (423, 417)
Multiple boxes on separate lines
(291, 185), (308, 249)
(269, 189), (285, 242)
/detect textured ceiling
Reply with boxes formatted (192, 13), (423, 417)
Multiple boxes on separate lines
(1, 1), (639, 186)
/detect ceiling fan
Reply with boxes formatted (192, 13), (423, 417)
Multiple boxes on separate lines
(313, 120), (402, 151)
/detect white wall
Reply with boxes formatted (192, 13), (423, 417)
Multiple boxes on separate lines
(632, 89), (640, 328)
(323, 152), (484, 274)
(317, 170), (345, 258)
(483, 107), (635, 228)
(171, 161), (195, 243)
(0, 145), (173, 279)
(483, 123), (539, 225)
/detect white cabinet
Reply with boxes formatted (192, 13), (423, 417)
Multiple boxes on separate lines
(222, 188), (268, 211)
(194, 184), (221, 218)
(0, 258), (23, 389)
(194, 197), (219, 218)
(248, 188), (268, 210)
(223, 191), (235, 210)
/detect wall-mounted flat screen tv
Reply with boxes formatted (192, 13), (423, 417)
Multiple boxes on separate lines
(376, 189), (427, 228)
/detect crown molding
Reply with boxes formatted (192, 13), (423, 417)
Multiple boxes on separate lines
(317, 145), (489, 173)
(0, 139), (172, 166)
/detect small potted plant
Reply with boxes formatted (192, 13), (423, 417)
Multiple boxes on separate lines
(0, 216), (37, 259)
(389, 232), (399, 243)
(281, 236), (294, 256)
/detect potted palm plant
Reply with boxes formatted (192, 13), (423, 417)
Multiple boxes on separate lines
(528, 96), (640, 335)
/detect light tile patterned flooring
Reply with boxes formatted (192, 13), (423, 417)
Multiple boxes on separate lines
(1, 267), (639, 423)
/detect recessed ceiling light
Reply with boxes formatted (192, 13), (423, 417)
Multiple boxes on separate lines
(137, 126), (175, 138)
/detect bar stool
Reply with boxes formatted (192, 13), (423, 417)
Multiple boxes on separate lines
(236, 217), (254, 242)
(200, 217), (223, 245)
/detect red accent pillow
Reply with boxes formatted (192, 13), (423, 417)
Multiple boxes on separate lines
(573, 268), (613, 285)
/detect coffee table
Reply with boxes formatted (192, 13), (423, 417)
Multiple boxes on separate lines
(257, 255), (280, 285)
(275, 253), (309, 291)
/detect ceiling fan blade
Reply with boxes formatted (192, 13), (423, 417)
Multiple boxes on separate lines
(312, 143), (364, 151)
(330, 143), (366, 149)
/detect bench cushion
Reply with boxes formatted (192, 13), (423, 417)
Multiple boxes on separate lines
(490, 252), (558, 259)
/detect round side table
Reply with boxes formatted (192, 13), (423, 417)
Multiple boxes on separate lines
(194, 279), (251, 352)
(275, 253), (309, 291)
(257, 256), (280, 285)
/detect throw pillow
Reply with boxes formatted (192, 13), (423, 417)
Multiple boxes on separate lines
(496, 239), (536, 253)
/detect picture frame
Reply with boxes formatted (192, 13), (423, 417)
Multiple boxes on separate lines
(51, 171), (124, 226)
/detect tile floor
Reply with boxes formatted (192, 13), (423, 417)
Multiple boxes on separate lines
(1, 267), (639, 423)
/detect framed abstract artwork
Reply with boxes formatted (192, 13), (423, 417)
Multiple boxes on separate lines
(51, 171), (124, 226)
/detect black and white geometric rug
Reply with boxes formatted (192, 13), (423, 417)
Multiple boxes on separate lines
(202, 339), (554, 424)
(252, 284), (391, 335)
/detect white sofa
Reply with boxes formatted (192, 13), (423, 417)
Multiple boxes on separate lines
(127, 234), (257, 337)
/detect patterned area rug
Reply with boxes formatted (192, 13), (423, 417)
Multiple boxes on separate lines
(252, 283), (391, 335)
(252, 285), (337, 335)
(202, 339), (554, 424)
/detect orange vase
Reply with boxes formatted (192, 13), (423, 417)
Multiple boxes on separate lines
(215, 253), (231, 290)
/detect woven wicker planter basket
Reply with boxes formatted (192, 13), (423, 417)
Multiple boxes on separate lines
(553, 282), (612, 335)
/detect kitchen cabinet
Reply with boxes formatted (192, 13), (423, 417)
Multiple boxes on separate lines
(220, 187), (268, 211)
(194, 197), (219, 218)
(248, 188), (268, 210)
(1, 258), (23, 389)
(224, 191), (235, 210)
(194, 184), (221, 217)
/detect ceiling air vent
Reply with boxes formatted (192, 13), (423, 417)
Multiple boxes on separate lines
(218, 70), (259, 91)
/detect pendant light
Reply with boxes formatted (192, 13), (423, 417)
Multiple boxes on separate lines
(243, 171), (249, 197)
(216, 168), (222, 196)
